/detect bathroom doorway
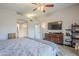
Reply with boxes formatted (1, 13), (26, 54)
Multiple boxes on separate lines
(17, 20), (28, 38)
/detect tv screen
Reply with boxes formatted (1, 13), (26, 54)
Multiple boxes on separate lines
(48, 21), (62, 30)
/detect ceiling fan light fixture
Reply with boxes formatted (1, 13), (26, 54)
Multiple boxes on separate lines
(45, 4), (54, 7)
(32, 3), (54, 13)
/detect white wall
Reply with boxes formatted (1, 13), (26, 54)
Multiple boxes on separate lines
(0, 8), (18, 40)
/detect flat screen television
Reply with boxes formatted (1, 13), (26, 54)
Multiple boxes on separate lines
(48, 21), (62, 30)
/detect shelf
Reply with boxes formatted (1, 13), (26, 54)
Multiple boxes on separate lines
(72, 38), (79, 40)
(72, 31), (79, 34)
(72, 32), (79, 36)
(72, 24), (79, 27)
(65, 29), (71, 31)
(72, 31), (79, 33)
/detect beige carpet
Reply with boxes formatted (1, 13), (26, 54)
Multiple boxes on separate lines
(58, 45), (79, 56)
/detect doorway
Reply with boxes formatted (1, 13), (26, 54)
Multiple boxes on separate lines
(17, 20), (28, 38)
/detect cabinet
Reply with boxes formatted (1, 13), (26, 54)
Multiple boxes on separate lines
(8, 33), (16, 39)
(44, 32), (63, 44)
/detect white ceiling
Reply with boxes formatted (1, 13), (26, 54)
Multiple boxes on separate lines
(0, 3), (76, 17)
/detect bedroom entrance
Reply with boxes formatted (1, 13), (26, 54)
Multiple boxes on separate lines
(17, 20), (28, 38)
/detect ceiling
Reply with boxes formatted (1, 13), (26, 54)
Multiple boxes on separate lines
(0, 3), (76, 18)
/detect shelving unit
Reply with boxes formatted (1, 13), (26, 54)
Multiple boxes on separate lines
(65, 29), (72, 46)
(65, 23), (79, 47)
(71, 24), (79, 47)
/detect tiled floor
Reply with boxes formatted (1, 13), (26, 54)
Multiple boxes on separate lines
(58, 45), (79, 56)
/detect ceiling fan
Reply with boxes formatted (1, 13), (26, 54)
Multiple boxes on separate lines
(32, 3), (54, 13)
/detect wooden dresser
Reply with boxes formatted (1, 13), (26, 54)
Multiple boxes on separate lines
(8, 33), (16, 39)
(44, 32), (63, 44)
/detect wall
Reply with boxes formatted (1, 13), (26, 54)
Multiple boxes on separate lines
(0, 8), (17, 40)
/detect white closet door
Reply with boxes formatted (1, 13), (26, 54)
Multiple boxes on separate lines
(34, 24), (41, 39)
(27, 23), (41, 39)
(28, 23), (35, 39)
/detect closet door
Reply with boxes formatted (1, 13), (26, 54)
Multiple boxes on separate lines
(27, 23), (41, 39)
(34, 24), (41, 39)
(28, 23), (35, 39)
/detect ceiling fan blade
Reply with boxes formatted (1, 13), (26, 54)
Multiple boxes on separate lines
(33, 8), (37, 11)
(17, 12), (23, 16)
(45, 4), (54, 7)
(32, 3), (38, 5)
(43, 10), (46, 13)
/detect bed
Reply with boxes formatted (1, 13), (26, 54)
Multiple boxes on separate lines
(0, 38), (63, 56)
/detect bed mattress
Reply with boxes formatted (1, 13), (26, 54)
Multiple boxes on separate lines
(0, 38), (62, 56)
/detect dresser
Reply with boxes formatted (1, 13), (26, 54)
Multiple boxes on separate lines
(8, 33), (16, 39)
(44, 32), (63, 44)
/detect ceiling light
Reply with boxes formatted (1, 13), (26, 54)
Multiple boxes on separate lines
(26, 13), (36, 18)
(42, 23), (47, 29)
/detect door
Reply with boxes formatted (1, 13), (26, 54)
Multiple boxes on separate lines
(28, 23), (35, 38)
(34, 24), (41, 39)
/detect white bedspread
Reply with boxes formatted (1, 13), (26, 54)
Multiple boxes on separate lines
(0, 38), (62, 56)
